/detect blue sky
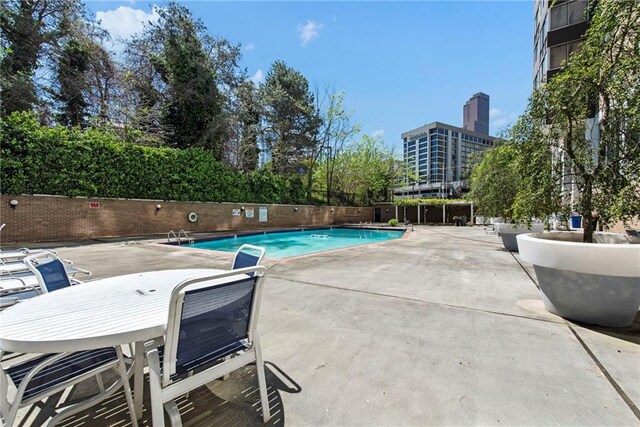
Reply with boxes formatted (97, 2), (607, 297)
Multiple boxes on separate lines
(88, 1), (534, 153)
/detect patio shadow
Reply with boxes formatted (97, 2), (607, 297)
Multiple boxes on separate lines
(18, 362), (297, 426)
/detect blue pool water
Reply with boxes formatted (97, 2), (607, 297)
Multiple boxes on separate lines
(185, 227), (404, 258)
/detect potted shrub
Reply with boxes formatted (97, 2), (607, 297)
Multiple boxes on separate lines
(468, 142), (543, 251)
(514, 0), (640, 327)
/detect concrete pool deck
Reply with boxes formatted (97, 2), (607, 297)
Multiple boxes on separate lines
(7, 225), (640, 426)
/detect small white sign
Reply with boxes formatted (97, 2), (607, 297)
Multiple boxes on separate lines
(245, 208), (255, 219)
(232, 209), (241, 217)
(259, 207), (268, 222)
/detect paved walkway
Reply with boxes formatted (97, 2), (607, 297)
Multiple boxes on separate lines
(8, 226), (640, 426)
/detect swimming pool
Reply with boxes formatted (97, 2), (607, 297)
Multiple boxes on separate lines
(183, 227), (404, 259)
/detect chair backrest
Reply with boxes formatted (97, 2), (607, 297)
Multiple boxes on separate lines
(23, 252), (72, 293)
(163, 266), (267, 385)
(231, 245), (266, 276)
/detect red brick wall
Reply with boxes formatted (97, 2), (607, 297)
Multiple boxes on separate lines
(0, 195), (374, 243)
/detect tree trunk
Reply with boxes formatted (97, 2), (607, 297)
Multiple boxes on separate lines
(581, 180), (594, 243)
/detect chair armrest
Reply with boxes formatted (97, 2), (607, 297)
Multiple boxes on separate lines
(0, 296), (19, 309)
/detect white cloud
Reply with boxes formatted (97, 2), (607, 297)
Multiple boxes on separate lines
(96, 6), (160, 41)
(244, 43), (256, 52)
(489, 108), (518, 131)
(297, 20), (324, 47)
(372, 129), (385, 138)
(250, 69), (265, 85)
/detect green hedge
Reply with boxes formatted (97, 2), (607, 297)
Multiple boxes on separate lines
(0, 112), (306, 204)
(394, 198), (468, 206)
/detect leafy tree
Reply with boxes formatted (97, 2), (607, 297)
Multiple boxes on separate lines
(154, 4), (225, 156)
(81, 28), (116, 125)
(313, 88), (360, 204)
(315, 133), (398, 205)
(0, 0), (82, 115)
(52, 37), (90, 126)
(512, 0), (640, 242)
(468, 141), (521, 219)
(121, 31), (166, 145)
(123, 3), (243, 159)
(260, 60), (320, 174)
(226, 80), (261, 171)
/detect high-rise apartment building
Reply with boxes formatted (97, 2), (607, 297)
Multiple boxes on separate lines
(394, 122), (494, 199)
(463, 92), (490, 135)
(533, 0), (590, 89)
(533, 0), (594, 207)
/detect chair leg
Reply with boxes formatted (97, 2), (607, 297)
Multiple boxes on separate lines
(0, 367), (13, 423)
(254, 338), (271, 423)
(133, 341), (144, 419)
(96, 373), (105, 392)
(146, 344), (165, 427)
(115, 347), (139, 427)
(49, 371), (126, 426)
(3, 402), (19, 427)
(222, 355), (231, 380)
(165, 400), (182, 427)
(185, 371), (193, 399)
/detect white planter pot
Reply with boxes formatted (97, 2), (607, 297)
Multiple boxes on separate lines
(494, 223), (545, 252)
(517, 231), (640, 327)
(475, 216), (486, 225)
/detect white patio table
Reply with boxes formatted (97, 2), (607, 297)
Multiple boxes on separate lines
(0, 268), (244, 419)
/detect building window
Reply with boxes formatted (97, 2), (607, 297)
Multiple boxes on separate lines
(550, 0), (587, 30)
(550, 3), (567, 29)
(550, 40), (582, 70)
(567, 1), (587, 25)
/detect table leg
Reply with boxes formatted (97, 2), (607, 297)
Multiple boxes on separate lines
(134, 341), (144, 419)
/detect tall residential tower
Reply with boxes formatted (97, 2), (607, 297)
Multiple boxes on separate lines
(533, 0), (590, 89)
(532, 0), (594, 207)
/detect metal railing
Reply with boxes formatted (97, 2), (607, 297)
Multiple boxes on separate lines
(167, 230), (194, 245)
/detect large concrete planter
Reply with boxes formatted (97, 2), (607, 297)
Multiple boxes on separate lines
(517, 231), (640, 327)
(495, 223), (545, 252)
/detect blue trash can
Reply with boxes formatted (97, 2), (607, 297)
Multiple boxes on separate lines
(570, 215), (582, 229)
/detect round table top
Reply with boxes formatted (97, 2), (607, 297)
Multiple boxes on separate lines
(0, 269), (237, 353)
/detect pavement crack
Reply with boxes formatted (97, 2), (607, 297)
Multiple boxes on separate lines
(509, 251), (540, 291)
(421, 228), (504, 246)
(568, 324), (640, 421)
(270, 276), (563, 326)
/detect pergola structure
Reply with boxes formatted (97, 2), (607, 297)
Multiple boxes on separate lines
(395, 201), (474, 225)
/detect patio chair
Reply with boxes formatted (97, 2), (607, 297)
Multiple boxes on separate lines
(232, 244), (266, 276)
(23, 252), (86, 293)
(145, 266), (271, 426)
(0, 347), (138, 427)
(0, 248), (52, 263)
(0, 275), (40, 297)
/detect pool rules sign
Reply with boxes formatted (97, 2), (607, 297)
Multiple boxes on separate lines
(259, 207), (268, 222)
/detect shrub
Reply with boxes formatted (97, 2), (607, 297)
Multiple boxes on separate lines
(388, 218), (398, 226)
(0, 112), (306, 204)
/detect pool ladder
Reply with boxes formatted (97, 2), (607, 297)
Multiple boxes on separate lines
(167, 229), (194, 245)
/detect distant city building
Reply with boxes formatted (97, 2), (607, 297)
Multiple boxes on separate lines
(463, 92), (490, 135)
(394, 122), (495, 199)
